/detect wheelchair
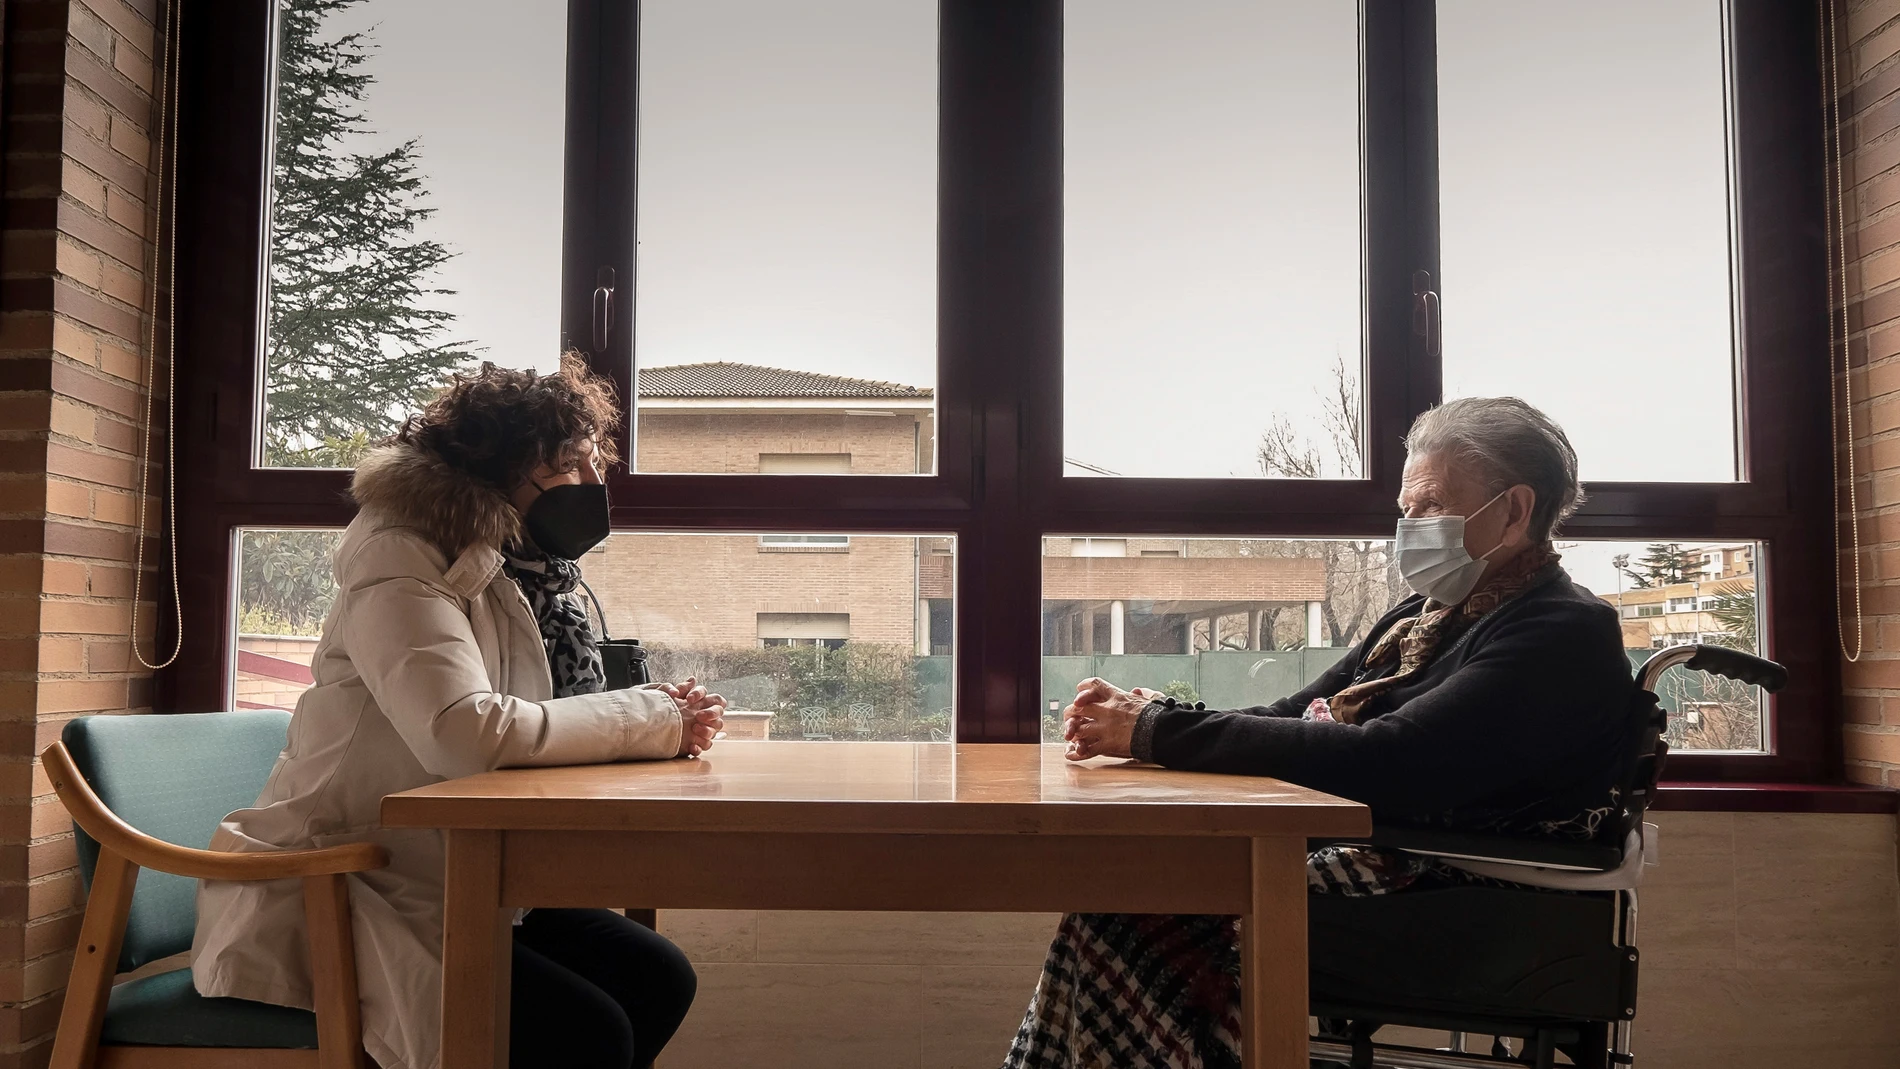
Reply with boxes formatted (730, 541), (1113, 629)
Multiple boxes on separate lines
(1306, 643), (1788, 1069)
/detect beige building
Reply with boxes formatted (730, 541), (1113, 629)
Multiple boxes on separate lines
(589, 363), (950, 656)
(592, 364), (1327, 658)
(1598, 543), (1757, 650)
(1040, 537), (1328, 655)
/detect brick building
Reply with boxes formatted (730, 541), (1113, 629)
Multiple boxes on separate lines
(588, 362), (950, 656)
(1598, 543), (1758, 650)
(1040, 537), (1328, 655)
(589, 363), (1332, 664)
(633, 361), (935, 476)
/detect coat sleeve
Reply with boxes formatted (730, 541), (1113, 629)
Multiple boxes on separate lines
(1253, 644), (1362, 719)
(1144, 599), (1629, 816)
(340, 533), (683, 779)
(1134, 651), (1352, 759)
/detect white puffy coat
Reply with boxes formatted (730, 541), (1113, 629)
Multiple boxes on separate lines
(190, 444), (682, 1069)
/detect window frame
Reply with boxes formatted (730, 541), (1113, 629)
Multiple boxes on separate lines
(170, 0), (1837, 784)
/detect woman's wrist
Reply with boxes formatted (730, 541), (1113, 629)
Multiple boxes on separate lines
(1130, 700), (1167, 763)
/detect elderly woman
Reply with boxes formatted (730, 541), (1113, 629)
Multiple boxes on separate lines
(1005, 397), (1637, 1069)
(192, 356), (723, 1069)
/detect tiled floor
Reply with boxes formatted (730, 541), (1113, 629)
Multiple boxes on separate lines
(655, 811), (1900, 1069)
(659, 910), (1054, 1069)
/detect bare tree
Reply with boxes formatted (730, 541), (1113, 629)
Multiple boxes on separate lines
(1251, 352), (1407, 647)
(1656, 668), (1763, 751)
(1656, 581), (1764, 752)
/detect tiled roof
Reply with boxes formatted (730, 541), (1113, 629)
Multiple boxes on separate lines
(637, 362), (932, 399)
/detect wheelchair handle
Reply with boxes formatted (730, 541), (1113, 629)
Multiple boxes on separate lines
(1637, 643), (1788, 694)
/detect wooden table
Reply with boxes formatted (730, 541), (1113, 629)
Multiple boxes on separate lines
(381, 742), (1369, 1069)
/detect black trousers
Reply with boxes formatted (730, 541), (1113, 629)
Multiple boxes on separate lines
(508, 908), (697, 1069)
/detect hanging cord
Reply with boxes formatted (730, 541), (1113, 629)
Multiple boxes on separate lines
(1826, 0), (1866, 663)
(130, 0), (183, 670)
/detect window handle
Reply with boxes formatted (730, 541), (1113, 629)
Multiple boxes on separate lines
(1412, 268), (1440, 359)
(592, 266), (617, 353)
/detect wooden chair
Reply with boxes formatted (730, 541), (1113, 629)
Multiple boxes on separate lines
(42, 711), (388, 1069)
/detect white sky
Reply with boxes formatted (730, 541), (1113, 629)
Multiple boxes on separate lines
(1558, 537), (1754, 597)
(1437, 1), (1736, 484)
(324, 0), (568, 372)
(319, 0), (1735, 485)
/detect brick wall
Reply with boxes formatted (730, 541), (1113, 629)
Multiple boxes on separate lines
(0, 1), (165, 1064)
(1837, 0), (1900, 785)
(636, 410), (930, 474)
(589, 533), (930, 651)
(598, 411), (938, 652)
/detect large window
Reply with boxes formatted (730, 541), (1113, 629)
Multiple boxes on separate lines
(595, 533), (955, 741)
(231, 528), (956, 742)
(1064, 3), (1363, 479)
(177, 2), (1834, 782)
(632, 0), (938, 474)
(1437, 1), (1739, 483)
(256, 1), (567, 467)
(1040, 537), (1769, 754)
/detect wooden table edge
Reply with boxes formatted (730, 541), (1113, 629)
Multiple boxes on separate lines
(379, 796), (1372, 839)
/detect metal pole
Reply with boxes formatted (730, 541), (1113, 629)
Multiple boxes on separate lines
(1613, 886), (1641, 1066)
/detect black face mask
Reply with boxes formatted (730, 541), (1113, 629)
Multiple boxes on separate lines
(522, 483), (610, 561)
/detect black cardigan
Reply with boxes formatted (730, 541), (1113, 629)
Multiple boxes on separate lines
(1130, 570), (1641, 828)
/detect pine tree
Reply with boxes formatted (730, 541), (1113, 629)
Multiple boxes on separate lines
(262, 0), (473, 466)
(1622, 542), (1704, 588)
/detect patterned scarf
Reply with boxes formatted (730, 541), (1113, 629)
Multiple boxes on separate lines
(1328, 544), (1562, 724)
(501, 546), (604, 698)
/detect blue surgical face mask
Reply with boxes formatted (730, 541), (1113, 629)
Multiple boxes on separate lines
(1393, 491), (1508, 605)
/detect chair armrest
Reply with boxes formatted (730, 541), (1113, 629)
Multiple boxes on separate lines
(1314, 825), (1624, 872)
(42, 742), (388, 881)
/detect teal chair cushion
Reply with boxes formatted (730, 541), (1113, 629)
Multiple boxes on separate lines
(100, 968), (317, 1049)
(62, 711), (292, 972)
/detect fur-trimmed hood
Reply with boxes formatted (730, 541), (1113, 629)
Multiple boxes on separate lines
(349, 443), (522, 558)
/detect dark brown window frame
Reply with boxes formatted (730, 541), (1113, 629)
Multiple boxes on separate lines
(167, 1), (1838, 785)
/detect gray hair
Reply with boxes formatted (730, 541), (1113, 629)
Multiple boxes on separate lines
(1404, 397), (1584, 543)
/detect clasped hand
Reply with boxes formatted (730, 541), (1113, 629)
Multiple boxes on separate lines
(660, 677), (726, 757)
(1061, 677), (1160, 762)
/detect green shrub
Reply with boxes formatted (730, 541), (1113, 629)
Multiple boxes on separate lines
(643, 641), (938, 740)
(1160, 679), (1200, 705)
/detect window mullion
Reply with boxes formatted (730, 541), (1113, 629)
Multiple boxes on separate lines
(940, 0), (1062, 741)
(1363, 0), (1439, 498)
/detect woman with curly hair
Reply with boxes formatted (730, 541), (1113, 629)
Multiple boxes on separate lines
(191, 355), (718, 1069)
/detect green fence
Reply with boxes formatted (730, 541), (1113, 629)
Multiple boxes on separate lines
(1039, 648), (1352, 714)
(916, 655), (954, 715)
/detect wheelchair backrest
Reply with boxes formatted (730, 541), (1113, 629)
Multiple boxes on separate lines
(1607, 687), (1669, 850)
(1611, 645), (1784, 850)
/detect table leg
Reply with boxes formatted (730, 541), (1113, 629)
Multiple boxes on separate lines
(1241, 835), (1309, 1069)
(441, 830), (511, 1069)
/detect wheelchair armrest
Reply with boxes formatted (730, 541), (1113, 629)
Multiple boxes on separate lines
(1315, 825), (1625, 873)
(42, 741), (389, 881)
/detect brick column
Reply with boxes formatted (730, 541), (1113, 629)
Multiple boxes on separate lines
(0, 1), (166, 1064)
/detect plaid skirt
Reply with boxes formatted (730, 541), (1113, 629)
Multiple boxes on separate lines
(1001, 846), (1434, 1069)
